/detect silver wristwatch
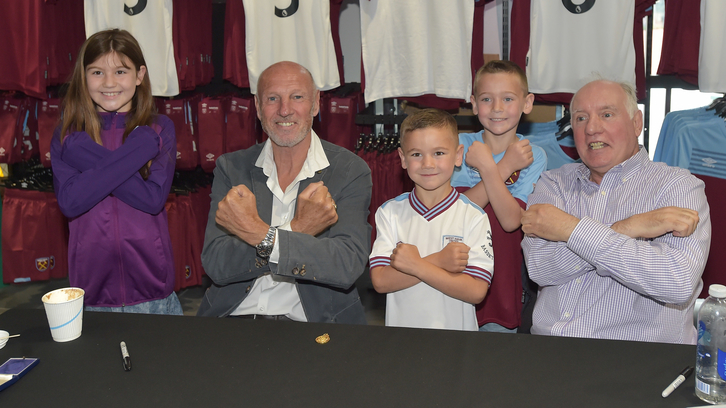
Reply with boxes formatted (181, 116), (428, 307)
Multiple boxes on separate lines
(256, 226), (277, 258)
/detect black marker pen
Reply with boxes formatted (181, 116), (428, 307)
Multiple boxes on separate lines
(120, 341), (132, 371)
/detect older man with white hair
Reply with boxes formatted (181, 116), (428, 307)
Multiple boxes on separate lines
(521, 79), (711, 344)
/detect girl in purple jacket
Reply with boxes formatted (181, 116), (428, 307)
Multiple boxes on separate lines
(51, 29), (181, 315)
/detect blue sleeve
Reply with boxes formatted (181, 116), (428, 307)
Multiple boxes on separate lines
(451, 132), (479, 188)
(508, 144), (547, 203)
(51, 124), (161, 218)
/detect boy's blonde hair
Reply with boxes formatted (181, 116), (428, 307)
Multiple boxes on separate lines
(400, 108), (459, 149)
(473, 60), (529, 96)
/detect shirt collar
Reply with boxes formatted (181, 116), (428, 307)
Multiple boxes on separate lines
(575, 146), (648, 184)
(255, 129), (330, 181)
(409, 187), (460, 222)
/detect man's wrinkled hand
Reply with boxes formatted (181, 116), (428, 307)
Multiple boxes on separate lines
(291, 181), (338, 236)
(215, 184), (268, 246)
(521, 203), (579, 242)
(612, 206), (699, 239)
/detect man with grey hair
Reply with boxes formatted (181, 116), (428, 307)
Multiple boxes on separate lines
(520, 79), (711, 344)
(197, 61), (372, 324)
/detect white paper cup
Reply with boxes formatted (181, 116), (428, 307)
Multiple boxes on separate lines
(0, 330), (8, 349)
(41, 288), (85, 342)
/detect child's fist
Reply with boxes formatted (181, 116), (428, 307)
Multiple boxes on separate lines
(465, 141), (494, 173)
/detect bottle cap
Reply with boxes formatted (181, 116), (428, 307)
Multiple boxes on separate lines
(709, 284), (726, 298)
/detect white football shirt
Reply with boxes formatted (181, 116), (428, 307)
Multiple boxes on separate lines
(527, 0), (635, 94)
(84, 0), (180, 97)
(242, 0), (340, 94)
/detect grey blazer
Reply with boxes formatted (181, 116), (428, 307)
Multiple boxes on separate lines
(197, 139), (372, 324)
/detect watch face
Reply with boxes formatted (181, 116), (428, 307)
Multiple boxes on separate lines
(256, 227), (276, 258)
(257, 243), (272, 258)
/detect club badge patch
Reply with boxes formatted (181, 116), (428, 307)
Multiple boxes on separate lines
(505, 170), (520, 186)
(35, 257), (49, 271)
(443, 235), (464, 248)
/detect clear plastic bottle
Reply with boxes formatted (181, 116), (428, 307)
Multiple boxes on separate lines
(696, 284), (726, 404)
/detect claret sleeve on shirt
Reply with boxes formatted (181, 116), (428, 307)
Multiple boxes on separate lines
(462, 211), (494, 284)
(369, 204), (396, 269)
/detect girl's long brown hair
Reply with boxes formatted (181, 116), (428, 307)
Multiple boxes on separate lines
(61, 29), (156, 178)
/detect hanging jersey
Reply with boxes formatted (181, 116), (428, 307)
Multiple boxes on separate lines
(38, 99), (61, 168)
(370, 188), (493, 331)
(197, 97), (225, 173)
(242, 0), (339, 94)
(359, 0), (474, 104)
(223, 0), (249, 88)
(657, 0), (699, 85)
(84, 0), (180, 97)
(2, 189), (69, 284)
(0, 1), (45, 98)
(699, 0), (726, 93)
(527, 0), (635, 94)
(519, 121), (581, 171)
(653, 106), (725, 298)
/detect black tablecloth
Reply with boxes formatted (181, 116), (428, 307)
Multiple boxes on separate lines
(0, 308), (705, 407)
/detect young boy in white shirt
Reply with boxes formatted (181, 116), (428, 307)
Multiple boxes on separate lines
(370, 109), (494, 331)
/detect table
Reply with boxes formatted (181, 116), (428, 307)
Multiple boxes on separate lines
(0, 308), (706, 407)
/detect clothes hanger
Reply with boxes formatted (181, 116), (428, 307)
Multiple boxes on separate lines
(556, 111), (573, 140)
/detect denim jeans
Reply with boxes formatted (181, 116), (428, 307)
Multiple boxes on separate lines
(479, 322), (517, 333)
(85, 292), (184, 315)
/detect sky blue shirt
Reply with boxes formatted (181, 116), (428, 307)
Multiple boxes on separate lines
(451, 131), (547, 203)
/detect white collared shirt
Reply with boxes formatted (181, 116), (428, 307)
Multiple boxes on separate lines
(231, 131), (330, 321)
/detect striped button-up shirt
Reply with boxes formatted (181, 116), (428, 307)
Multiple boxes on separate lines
(522, 148), (711, 344)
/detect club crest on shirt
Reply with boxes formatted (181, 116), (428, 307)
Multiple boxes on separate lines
(185, 265), (192, 279)
(442, 235), (463, 248)
(505, 170), (520, 186)
(49, 256), (56, 270)
(562, 0), (596, 14)
(35, 257), (49, 272)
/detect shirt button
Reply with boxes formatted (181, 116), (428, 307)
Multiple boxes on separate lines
(600, 191), (606, 196)
(259, 307), (265, 312)
(564, 312), (571, 318)
(622, 178), (627, 182)
(272, 281), (278, 286)
(576, 278), (582, 284)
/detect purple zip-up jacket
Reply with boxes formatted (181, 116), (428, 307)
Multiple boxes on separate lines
(51, 112), (176, 307)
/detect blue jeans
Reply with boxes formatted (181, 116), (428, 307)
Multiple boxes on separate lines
(479, 322), (517, 333)
(85, 292), (184, 315)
